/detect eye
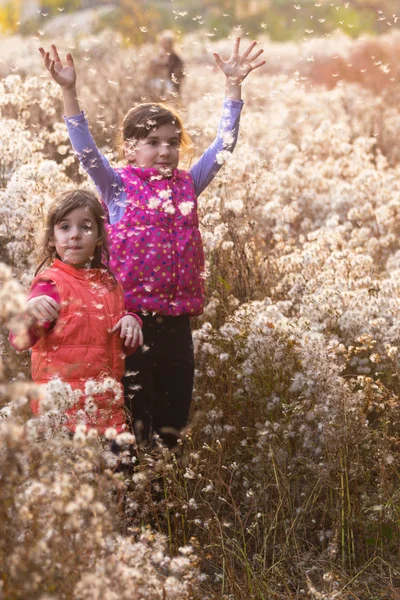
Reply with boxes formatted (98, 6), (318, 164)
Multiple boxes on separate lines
(82, 224), (92, 231)
(148, 140), (158, 146)
(59, 224), (69, 230)
(170, 139), (179, 147)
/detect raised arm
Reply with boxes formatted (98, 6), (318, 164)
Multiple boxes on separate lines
(39, 45), (125, 222)
(39, 44), (80, 117)
(191, 37), (265, 196)
(190, 98), (243, 197)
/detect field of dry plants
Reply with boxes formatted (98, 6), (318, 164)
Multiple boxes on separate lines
(0, 29), (400, 599)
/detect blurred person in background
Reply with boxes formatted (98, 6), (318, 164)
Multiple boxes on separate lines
(149, 30), (185, 103)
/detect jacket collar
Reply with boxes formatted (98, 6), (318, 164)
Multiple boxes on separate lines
(52, 258), (102, 281)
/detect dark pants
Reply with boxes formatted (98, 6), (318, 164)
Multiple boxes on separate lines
(123, 313), (195, 450)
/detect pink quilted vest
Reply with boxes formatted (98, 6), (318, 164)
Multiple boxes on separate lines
(31, 260), (127, 433)
(106, 165), (205, 316)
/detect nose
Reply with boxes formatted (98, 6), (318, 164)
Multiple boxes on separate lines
(70, 226), (81, 239)
(159, 142), (170, 156)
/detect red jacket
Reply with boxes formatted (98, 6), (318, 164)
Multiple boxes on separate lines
(30, 260), (132, 433)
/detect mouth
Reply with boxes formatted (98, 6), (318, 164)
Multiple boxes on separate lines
(67, 246), (82, 251)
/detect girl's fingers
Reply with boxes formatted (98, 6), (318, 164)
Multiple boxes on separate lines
(39, 47), (51, 68)
(49, 59), (57, 77)
(129, 324), (138, 343)
(44, 302), (59, 320)
(242, 40), (257, 58)
(248, 48), (264, 62)
(120, 320), (133, 339)
(35, 308), (49, 322)
(130, 328), (142, 348)
(110, 321), (120, 334)
(37, 307), (56, 322)
(39, 308), (51, 321)
(250, 59), (266, 72)
(66, 52), (74, 68)
(129, 330), (137, 347)
(30, 307), (39, 320)
(213, 52), (224, 69)
(38, 48), (55, 74)
(28, 297), (59, 322)
(112, 319), (143, 347)
(51, 44), (61, 63)
(214, 38), (264, 77)
(44, 296), (60, 309)
(123, 327), (133, 342)
(232, 36), (240, 55)
(124, 322), (144, 347)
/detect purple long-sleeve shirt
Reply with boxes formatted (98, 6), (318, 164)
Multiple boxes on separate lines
(65, 98), (243, 224)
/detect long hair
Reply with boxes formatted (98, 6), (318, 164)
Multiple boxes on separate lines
(36, 188), (115, 283)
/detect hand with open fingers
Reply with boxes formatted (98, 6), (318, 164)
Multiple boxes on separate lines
(26, 295), (60, 325)
(38, 44), (76, 89)
(213, 37), (266, 84)
(112, 315), (143, 349)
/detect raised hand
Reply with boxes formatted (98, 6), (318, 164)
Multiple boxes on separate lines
(213, 37), (265, 84)
(39, 44), (76, 90)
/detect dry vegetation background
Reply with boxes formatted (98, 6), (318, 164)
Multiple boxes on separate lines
(0, 23), (400, 600)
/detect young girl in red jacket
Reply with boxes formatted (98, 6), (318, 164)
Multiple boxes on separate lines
(9, 189), (143, 435)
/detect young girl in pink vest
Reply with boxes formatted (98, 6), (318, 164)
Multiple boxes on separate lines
(39, 38), (265, 450)
(9, 189), (143, 434)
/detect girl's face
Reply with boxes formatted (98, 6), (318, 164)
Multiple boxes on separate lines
(125, 123), (180, 176)
(50, 206), (101, 269)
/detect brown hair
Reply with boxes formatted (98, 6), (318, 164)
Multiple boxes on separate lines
(36, 188), (114, 282)
(120, 102), (193, 160)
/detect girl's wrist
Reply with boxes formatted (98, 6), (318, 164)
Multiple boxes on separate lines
(62, 85), (77, 94)
(225, 76), (242, 101)
(62, 86), (81, 117)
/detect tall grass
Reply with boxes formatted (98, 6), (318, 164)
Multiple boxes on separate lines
(0, 29), (399, 599)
